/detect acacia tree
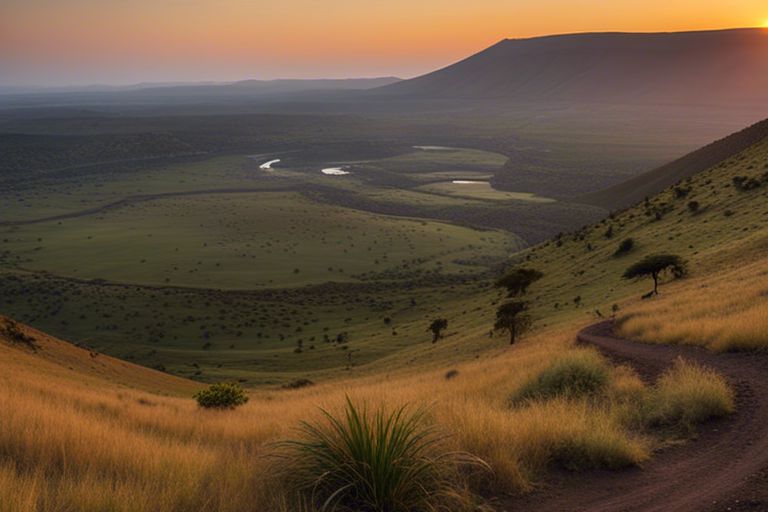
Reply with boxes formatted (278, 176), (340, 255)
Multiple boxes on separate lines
(623, 254), (687, 295)
(494, 301), (532, 345)
(495, 268), (543, 297)
(428, 318), (448, 343)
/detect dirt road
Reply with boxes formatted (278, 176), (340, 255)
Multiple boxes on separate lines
(502, 321), (768, 512)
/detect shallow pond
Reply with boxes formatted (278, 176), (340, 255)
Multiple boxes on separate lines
(321, 167), (351, 175)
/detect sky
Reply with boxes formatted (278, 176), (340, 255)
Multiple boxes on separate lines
(2, 0), (768, 87)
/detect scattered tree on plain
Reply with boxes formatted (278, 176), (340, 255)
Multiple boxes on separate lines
(494, 301), (532, 345)
(427, 318), (448, 343)
(622, 254), (687, 295)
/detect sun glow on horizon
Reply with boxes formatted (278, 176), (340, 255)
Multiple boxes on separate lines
(2, 0), (768, 85)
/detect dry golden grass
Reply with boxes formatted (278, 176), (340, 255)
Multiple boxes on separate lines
(617, 257), (768, 351)
(0, 315), (736, 511)
(646, 358), (735, 430)
(0, 319), (652, 511)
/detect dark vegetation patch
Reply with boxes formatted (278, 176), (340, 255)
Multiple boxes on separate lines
(0, 317), (38, 350)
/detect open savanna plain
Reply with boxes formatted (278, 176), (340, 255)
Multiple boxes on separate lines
(2, 108), (767, 511)
(0, 145), (550, 384)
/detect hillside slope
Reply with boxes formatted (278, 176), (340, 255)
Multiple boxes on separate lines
(516, 117), (768, 333)
(581, 117), (768, 210)
(375, 29), (768, 107)
(0, 315), (198, 395)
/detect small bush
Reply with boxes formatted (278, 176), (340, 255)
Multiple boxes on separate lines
(644, 358), (734, 432)
(194, 382), (249, 409)
(445, 369), (460, 380)
(514, 350), (611, 403)
(733, 175), (762, 191)
(280, 398), (482, 511)
(283, 379), (315, 390)
(613, 238), (634, 257)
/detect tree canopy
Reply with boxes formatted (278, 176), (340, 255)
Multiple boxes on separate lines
(623, 254), (687, 295)
(495, 268), (543, 297)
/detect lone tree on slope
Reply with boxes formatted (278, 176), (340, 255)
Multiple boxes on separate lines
(428, 318), (448, 343)
(494, 301), (532, 345)
(495, 268), (543, 297)
(623, 254), (687, 296)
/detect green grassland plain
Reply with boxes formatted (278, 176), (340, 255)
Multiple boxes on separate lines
(2, 105), (763, 387)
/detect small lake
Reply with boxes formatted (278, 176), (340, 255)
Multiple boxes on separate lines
(259, 159), (280, 170)
(321, 167), (350, 176)
(413, 145), (456, 151)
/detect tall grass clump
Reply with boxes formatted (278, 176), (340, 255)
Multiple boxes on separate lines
(513, 349), (610, 403)
(279, 397), (482, 512)
(644, 358), (735, 432)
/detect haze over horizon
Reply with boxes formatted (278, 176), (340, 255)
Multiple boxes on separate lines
(2, 0), (767, 87)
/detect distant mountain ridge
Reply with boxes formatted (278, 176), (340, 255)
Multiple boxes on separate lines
(375, 28), (768, 107)
(0, 77), (402, 98)
(135, 77), (402, 97)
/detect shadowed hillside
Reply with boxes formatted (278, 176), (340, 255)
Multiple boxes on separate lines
(581, 117), (768, 209)
(376, 29), (768, 107)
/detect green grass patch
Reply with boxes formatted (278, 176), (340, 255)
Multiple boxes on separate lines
(3, 192), (519, 289)
(513, 349), (611, 403)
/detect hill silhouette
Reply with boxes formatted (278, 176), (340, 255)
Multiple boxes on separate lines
(375, 28), (768, 107)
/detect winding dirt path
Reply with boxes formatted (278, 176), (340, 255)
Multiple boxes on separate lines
(502, 321), (768, 512)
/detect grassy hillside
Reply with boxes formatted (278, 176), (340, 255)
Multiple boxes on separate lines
(0, 314), (734, 511)
(514, 119), (768, 344)
(0, 315), (197, 396)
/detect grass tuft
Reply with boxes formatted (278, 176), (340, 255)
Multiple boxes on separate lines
(644, 358), (735, 432)
(513, 349), (610, 403)
(280, 397), (483, 512)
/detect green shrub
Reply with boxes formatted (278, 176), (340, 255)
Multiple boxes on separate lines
(280, 398), (481, 512)
(644, 358), (734, 432)
(194, 382), (249, 409)
(613, 238), (634, 257)
(514, 350), (610, 403)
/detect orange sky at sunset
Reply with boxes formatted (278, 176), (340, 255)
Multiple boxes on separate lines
(1, 0), (767, 86)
